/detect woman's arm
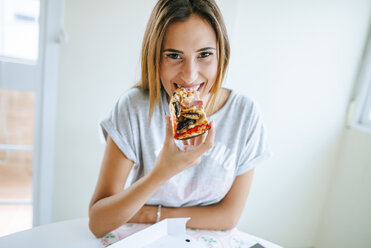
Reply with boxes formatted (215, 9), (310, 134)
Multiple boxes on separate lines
(129, 168), (255, 230)
(89, 117), (215, 238)
(88, 135), (164, 238)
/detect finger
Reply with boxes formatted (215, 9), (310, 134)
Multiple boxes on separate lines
(201, 130), (207, 144)
(164, 115), (175, 146)
(195, 121), (215, 155)
(182, 139), (190, 147)
(190, 137), (196, 146)
(195, 122), (212, 147)
(194, 133), (205, 146)
(183, 144), (191, 151)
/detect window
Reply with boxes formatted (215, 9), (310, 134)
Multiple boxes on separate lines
(0, 0), (41, 235)
(0, 89), (34, 237)
(348, 29), (371, 133)
(0, 0), (40, 63)
(1, 0), (62, 230)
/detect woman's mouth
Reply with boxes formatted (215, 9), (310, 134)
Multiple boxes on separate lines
(174, 82), (205, 92)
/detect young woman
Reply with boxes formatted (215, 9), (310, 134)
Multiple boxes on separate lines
(89, 0), (271, 239)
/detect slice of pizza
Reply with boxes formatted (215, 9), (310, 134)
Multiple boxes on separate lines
(169, 87), (212, 140)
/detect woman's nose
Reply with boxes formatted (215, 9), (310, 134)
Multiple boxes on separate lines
(181, 59), (198, 84)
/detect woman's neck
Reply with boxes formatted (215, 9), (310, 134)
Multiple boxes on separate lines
(205, 88), (231, 117)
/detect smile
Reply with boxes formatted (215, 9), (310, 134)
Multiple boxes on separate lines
(174, 83), (205, 92)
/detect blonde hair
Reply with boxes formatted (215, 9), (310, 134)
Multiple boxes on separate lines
(136, 0), (230, 123)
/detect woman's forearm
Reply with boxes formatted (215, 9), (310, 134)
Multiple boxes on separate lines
(128, 205), (157, 223)
(89, 171), (167, 238)
(164, 204), (235, 230)
(129, 203), (236, 230)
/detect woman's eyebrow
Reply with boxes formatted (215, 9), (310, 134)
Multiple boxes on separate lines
(163, 48), (183, 54)
(162, 47), (216, 53)
(196, 47), (216, 52)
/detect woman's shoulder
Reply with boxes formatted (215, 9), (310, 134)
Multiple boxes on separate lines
(108, 87), (151, 119)
(226, 88), (258, 112)
(218, 89), (265, 126)
(117, 87), (150, 107)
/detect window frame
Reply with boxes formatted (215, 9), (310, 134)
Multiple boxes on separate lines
(0, 0), (64, 227)
(31, 0), (64, 226)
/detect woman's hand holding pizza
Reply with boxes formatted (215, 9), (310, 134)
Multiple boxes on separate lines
(150, 115), (215, 182)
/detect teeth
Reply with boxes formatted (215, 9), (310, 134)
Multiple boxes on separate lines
(176, 84), (201, 92)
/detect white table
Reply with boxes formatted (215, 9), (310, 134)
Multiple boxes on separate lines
(0, 218), (282, 248)
(0, 218), (100, 248)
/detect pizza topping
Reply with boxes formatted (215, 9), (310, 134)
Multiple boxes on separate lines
(172, 101), (181, 118)
(169, 87), (211, 139)
(182, 113), (200, 120)
(177, 118), (196, 132)
(183, 99), (203, 108)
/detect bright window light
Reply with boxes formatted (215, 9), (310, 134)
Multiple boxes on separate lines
(0, 0), (40, 62)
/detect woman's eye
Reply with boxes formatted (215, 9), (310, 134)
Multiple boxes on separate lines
(199, 52), (213, 58)
(166, 53), (181, 60)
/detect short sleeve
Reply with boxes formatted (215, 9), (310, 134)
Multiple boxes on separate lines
(100, 93), (137, 164)
(236, 102), (272, 176)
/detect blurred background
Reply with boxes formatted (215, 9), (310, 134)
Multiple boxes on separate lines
(0, 0), (370, 248)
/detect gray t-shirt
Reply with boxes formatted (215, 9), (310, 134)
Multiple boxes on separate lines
(100, 87), (271, 207)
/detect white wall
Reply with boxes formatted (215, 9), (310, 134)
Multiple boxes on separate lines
(53, 0), (156, 221)
(53, 0), (371, 247)
(228, 0), (371, 247)
(316, 129), (371, 248)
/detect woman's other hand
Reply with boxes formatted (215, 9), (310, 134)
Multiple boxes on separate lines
(150, 116), (215, 182)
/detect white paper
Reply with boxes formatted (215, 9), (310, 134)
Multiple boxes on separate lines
(143, 235), (202, 248)
(109, 218), (205, 248)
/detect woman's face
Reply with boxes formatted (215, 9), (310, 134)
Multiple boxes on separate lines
(160, 14), (218, 101)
